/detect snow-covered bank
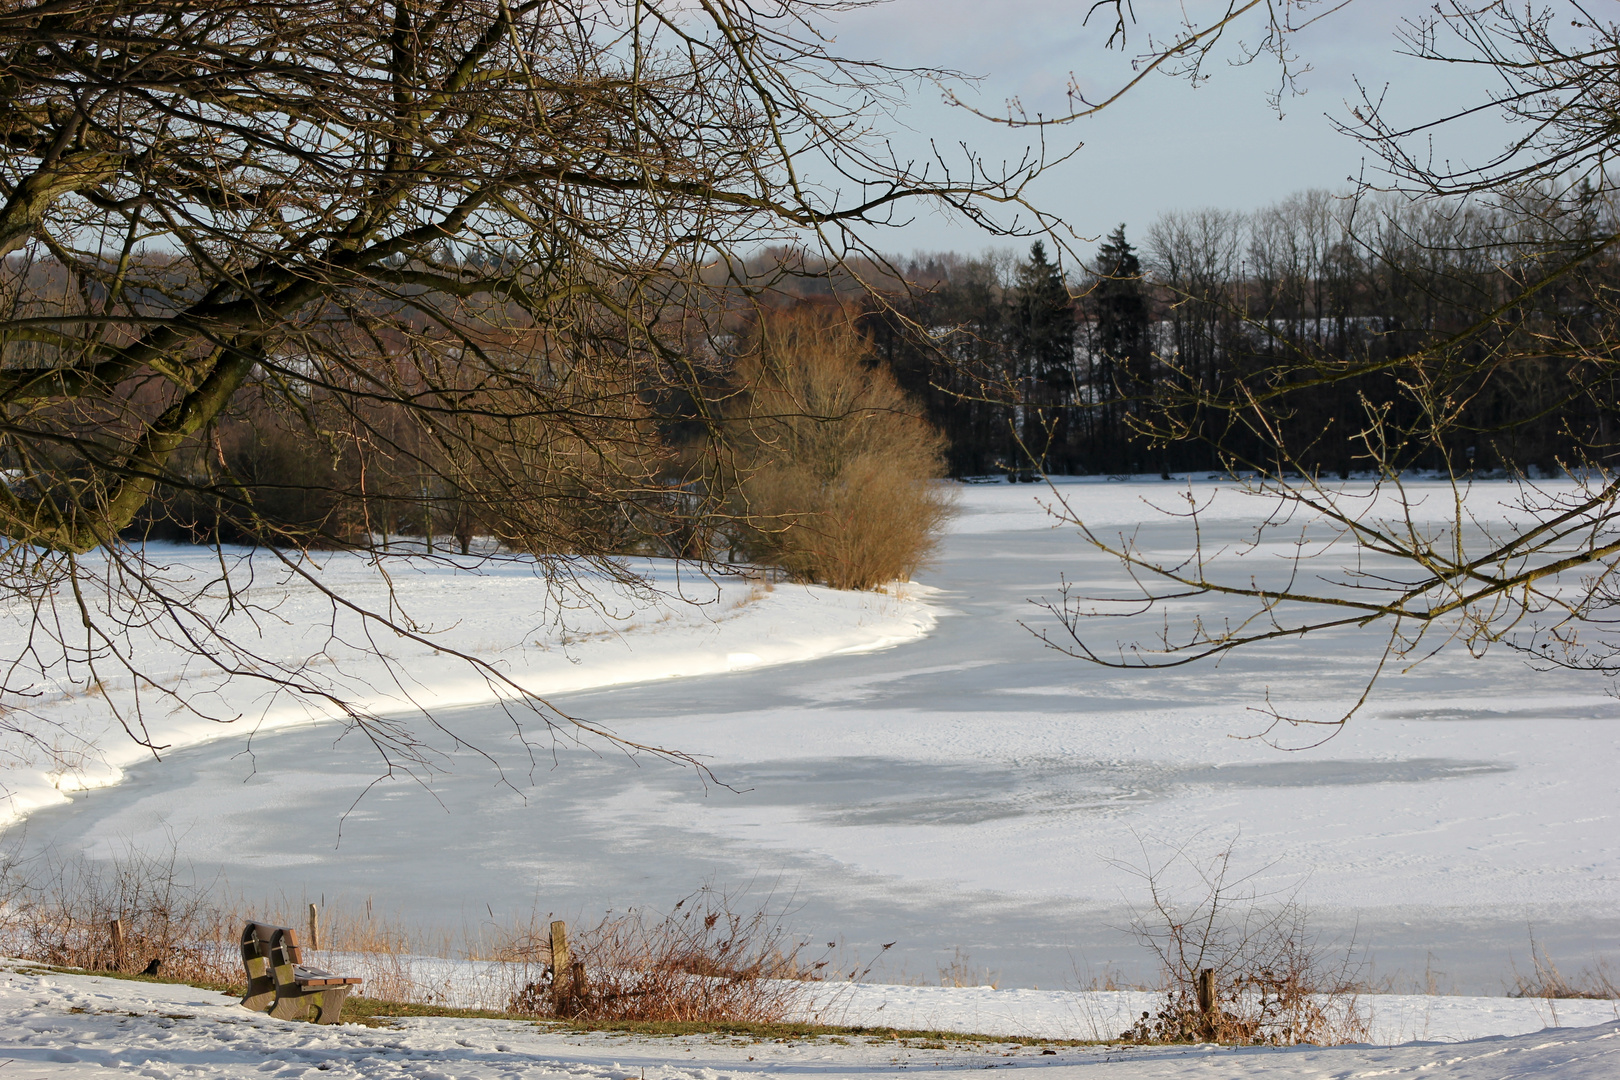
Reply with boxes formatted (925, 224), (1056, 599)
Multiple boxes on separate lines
(827, 982), (1620, 1045)
(0, 546), (938, 828)
(260, 952), (1620, 1045)
(2, 964), (1617, 1079)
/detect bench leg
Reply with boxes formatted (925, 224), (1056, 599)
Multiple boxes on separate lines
(308, 985), (352, 1025)
(241, 950), (276, 1012)
(266, 985), (352, 1024)
(267, 990), (312, 1022)
(241, 976), (277, 1013)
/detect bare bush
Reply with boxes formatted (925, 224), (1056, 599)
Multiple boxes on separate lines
(0, 844), (831, 1023)
(1117, 838), (1370, 1046)
(0, 842), (237, 985)
(728, 308), (954, 590)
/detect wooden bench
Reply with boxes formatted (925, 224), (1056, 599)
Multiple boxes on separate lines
(240, 921), (361, 1024)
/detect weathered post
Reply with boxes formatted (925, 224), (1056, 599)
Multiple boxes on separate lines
(570, 960), (588, 1014)
(1196, 967), (1217, 1041)
(308, 903), (320, 951)
(550, 921), (571, 1015)
(109, 918), (125, 971)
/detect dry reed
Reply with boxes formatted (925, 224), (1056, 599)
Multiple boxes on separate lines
(501, 887), (825, 1022)
(0, 845), (823, 1023)
(1510, 936), (1619, 1001)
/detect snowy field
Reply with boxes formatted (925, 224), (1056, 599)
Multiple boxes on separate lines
(5, 478), (1618, 1001)
(2, 963), (1618, 1079)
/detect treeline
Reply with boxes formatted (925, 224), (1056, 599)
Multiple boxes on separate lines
(11, 185), (1615, 575)
(2, 266), (948, 585)
(857, 188), (1620, 478)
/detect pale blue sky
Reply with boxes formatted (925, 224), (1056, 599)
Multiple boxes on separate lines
(816, 0), (1511, 259)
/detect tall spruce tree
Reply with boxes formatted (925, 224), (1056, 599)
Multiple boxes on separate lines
(1013, 241), (1077, 473)
(1088, 225), (1153, 473)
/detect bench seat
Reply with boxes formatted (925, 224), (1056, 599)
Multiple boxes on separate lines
(294, 966), (364, 988)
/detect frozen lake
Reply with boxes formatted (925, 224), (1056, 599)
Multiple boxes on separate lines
(10, 480), (1619, 991)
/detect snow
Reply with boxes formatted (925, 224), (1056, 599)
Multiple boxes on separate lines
(138, 948), (1616, 1045)
(1, 962), (1617, 1079)
(6, 477), (1618, 1000)
(0, 547), (938, 828)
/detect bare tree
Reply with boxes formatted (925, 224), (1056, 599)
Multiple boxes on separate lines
(0, 0), (1081, 783)
(1030, 2), (1620, 741)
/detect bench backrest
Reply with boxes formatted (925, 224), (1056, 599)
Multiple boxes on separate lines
(241, 921), (303, 990)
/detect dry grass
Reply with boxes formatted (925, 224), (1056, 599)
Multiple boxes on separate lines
(936, 947), (1000, 989)
(12, 837), (1602, 1043)
(500, 888), (826, 1023)
(0, 846), (825, 1024)
(1510, 936), (1618, 1001)
(0, 843), (239, 985)
(0, 843), (453, 996)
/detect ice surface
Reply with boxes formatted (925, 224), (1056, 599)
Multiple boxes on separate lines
(0, 548), (936, 824)
(6, 480), (1618, 994)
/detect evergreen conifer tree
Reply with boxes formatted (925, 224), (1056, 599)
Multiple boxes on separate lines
(1012, 241), (1077, 473)
(1088, 225), (1153, 473)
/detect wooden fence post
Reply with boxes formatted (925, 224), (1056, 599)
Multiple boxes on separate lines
(1196, 967), (1217, 1040)
(571, 960), (587, 1009)
(308, 903), (320, 952)
(109, 918), (125, 971)
(550, 921), (571, 1015)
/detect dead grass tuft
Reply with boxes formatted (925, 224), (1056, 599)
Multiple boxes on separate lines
(936, 947), (1000, 989)
(503, 887), (826, 1023)
(1510, 935), (1618, 1001)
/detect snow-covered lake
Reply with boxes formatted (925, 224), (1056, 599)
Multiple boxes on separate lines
(8, 480), (1618, 993)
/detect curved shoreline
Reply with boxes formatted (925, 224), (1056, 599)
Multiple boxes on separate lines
(0, 548), (941, 830)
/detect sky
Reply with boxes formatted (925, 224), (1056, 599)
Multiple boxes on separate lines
(809, 0), (1513, 260)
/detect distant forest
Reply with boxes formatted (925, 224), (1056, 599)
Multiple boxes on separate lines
(825, 188), (1620, 480)
(11, 185), (1612, 557)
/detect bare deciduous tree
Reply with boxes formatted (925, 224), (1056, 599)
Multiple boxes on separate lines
(1030, 2), (1620, 741)
(0, 0), (1072, 781)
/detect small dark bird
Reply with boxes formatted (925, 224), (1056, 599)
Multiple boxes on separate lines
(142, 958), (161, 976)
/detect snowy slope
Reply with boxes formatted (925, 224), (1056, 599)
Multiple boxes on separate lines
(2, 963), (1617, 1079)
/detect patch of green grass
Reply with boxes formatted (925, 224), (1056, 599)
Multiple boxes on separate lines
(339, 997), (535, 1028)
(542, 1018), (1101, 1047)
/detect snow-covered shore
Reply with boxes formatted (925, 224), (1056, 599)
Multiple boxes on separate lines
(244, 950), (1620, 1045)
(0, 546), (938, 828)
(830, 981), (1620, 1045)
(3, 963), (1617, 1079)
